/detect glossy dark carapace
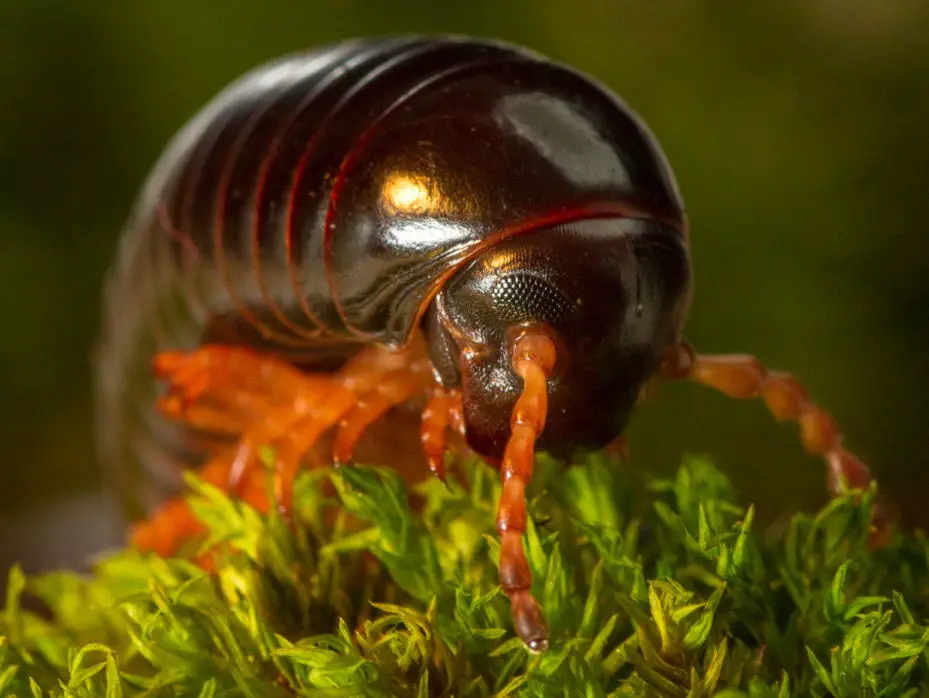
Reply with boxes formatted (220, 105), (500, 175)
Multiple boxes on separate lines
(94, 35), (887, 652)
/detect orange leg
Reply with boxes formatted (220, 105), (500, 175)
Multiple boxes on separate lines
(131, 340), (433, 556)
(419, 388), (463, 481)
(333, 356), (433, 466)
(153, 345), (325, 409)
(661, 341), (893, 547)
(497, 331), (557, 652)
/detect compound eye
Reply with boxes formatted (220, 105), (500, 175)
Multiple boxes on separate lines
(491, 272), (575, 326)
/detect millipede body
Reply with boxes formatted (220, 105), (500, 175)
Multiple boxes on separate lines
(94, 35), (885, 652)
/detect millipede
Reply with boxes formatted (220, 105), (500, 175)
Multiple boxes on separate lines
(94, 35), (888, 651)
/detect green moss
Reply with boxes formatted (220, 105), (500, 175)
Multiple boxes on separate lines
(2, 454), (928, 696)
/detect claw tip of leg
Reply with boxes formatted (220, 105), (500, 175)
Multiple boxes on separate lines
(510, 590), (549, 654)
(526, 637), (549, 653)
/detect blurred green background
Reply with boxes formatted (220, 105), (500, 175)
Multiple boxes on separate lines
(1, 0), (927, 578)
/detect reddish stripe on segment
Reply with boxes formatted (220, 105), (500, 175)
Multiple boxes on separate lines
(252, 130), (325, 340)
(402, 203), (674, 349)
(283, 42), (432, 334)
(251, 55), (365, 341)
(283, 141), (328, 330)
(157, 201), (200, 262)
(212, 99), (318, 349)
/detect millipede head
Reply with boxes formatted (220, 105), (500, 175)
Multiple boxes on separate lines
(423, 219), (691, 461)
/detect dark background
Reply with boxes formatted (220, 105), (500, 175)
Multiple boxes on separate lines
(1, 1), (927, 579)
